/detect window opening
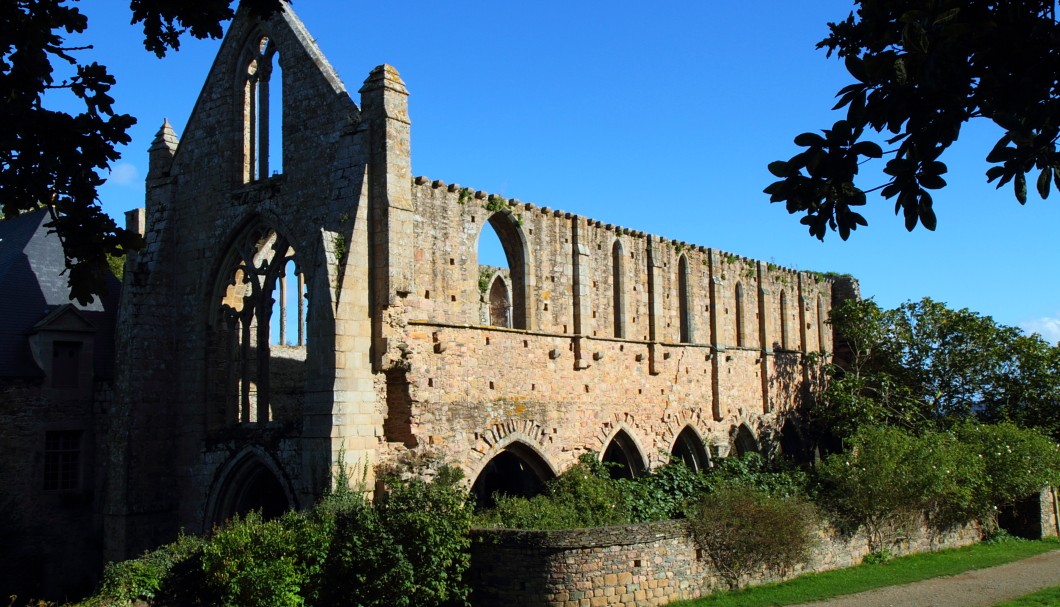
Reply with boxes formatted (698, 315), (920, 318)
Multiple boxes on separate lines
(476, 212), (527, 329)
(735, 282), (745, 347)
(733, 425), (759, 457)
(243, 36), (282, 182)
(817, 295), (827, 352)
(214, 226), (306, 426)
(51, 341), (81, 389)
(270, 257), (306, 346)
(487, 274), (512, 328)
(44, 430), (81, 491)
(779, 290), (789, 350)
(612, 240), (625, 338)
(678, 255), (691, 343)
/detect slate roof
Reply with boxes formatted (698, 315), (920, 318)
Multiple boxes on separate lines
(0, 209), (120, 378)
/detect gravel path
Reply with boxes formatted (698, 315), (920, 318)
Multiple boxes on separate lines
(789, 550), (1060, 607)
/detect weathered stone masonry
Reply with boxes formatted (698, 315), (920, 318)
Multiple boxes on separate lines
(106, 5), (850, 559)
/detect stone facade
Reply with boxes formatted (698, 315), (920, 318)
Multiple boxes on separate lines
(107, 5), (850, 560)
(0, 210), (121, 599)
(469, 519), (984, 607)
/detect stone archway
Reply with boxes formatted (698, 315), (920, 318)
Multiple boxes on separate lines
(670, 425), (711, 472)
(601, 428), (648, 480)
(206, 449), (294, 529)
(470, 441), (554, 509)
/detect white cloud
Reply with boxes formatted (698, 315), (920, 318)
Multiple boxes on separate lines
(108, 163), (139, 186)
(1021, 315), (1060, 344)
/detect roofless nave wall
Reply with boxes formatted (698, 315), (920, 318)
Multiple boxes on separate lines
(106, 4), (853, 560)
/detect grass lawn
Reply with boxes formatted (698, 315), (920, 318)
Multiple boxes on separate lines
(669, 538), (1060, 607)
(993, 585), (1060, 607)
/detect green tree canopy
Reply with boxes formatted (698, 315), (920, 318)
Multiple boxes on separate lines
(1, 0), (283, 304)
(814, 297), (1060, 440)
(765, 1), (1060, 240)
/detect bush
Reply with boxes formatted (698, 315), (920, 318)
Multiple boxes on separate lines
(88, 533), (205, 607)
(615, 458), (711, 522)
(199, 511), (308, 607)
(955, 422), (1060, 511)
(318, 497), (414, 607)
(378, 466), (473, 607)
(688, 486), (818, 589)
(703, 452), (813, 498)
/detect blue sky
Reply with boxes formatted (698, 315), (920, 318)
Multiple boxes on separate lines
(61, 1), (1060, 342)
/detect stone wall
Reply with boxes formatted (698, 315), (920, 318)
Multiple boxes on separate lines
(470, 518), (982, 607)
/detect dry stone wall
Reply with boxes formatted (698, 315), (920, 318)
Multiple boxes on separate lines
(469, 519), (983, 607)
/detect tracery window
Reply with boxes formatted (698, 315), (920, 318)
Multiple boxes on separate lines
(212, 224), (306, 426)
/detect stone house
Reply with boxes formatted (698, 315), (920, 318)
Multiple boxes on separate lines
(0, 208), (120, 599)
(106, 5), (849, 561)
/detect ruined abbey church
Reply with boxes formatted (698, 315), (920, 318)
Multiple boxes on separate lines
(106, 6), (852, 560)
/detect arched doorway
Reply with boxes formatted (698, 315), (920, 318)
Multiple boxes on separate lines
(209, 452), (294, 528)
(670, 426), (710, 472)
(470, 443), (553, 509)
(601, 429), (647, 480)
(733, 424), (760, 457)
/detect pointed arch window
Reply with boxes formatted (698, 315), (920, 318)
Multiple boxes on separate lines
(476, 212), (529, 329)
(243, 35), (282, 182)
(487, 274), (512, 328)
(612, 240), (625, 338)
(210, 224), (307, 427)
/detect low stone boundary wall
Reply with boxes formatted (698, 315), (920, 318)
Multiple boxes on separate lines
(470, 518), (982, 607)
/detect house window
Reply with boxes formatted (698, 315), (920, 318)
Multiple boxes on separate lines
(52, 341), (81, 389)
(43, 430), (82, 491)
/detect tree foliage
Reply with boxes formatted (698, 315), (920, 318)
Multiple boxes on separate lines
(766, 1), (1060, 239)
(814, 297), (1060, 439)
(1, 0), (282, 303)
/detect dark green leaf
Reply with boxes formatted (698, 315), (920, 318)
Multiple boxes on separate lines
(767, 161), (791, 178)
(794, 132), (826, 148)
(1014, 172), (1027, 204)
(1036, 167), (1051, 199)
(852, 141), (883, 159)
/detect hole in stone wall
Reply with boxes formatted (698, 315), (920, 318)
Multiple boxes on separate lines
(384, 368), (418, 448)
(424, 290), (430, 299)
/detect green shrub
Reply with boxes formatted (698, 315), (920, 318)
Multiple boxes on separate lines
(616, 458), (711, 522)
(688, 486), (818, 589)
(318, 497), (413, 607)
(817, 426), (932, 549)
(955, 421), (1060, 524)
(379, 466), (473, 607)
(199, 512), (307, 607)
(90, 533), (205, 607)
(703, 452), (813, 498)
